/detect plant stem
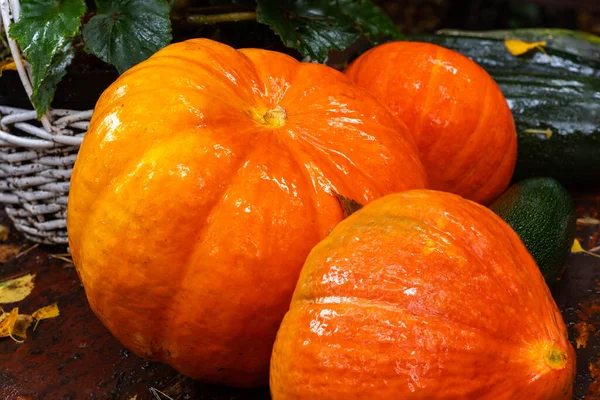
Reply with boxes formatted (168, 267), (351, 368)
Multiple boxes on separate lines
(187, 12), (257, 25)
(188, 6), (255, 14)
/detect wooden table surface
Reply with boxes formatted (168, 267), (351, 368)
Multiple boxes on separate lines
(1, 193), (599, 400)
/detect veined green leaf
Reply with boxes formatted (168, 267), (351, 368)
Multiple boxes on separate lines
(82, 0), (172, 74)
(9, 0), (86, 117)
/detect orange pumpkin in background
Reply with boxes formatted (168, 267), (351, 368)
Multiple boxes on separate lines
(271, 190), (575, 399)
(346, 42), (517, 204)
(67, 39), (427, 387)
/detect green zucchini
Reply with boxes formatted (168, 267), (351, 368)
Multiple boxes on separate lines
(429, 29), (600, 77)
(410, 29), (600, 187)
(489, 177), (576, 283)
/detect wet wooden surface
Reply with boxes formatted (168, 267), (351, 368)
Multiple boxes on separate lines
(1, 193), (600, 400)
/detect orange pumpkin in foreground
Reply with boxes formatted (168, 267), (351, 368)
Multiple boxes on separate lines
(346, 42), (517, 204)
(67, 39), (427, 387)
(271, 190), (575, 399)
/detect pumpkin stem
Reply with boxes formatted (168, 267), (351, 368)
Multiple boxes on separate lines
(250, 105), (287, 128)
(525, 340), (569, 373)
(545, 346), (568, 370)
(264, 106), (287, 128)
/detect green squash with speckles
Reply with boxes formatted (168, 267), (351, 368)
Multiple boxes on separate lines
(490, 177), (576, 283)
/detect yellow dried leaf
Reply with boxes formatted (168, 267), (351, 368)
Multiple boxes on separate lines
(32, 303), (59, 329)
(572, 239), (585, 253)
(0, 273), (36, 304)
(523, 128), (552, 139)
(0, 225), (9, 242)
(0, 307), (19, 340)
(504, 39), (547, 56)
(572, 239), (600, 258)
(0, 244), (21, 263)
(12, 314), (33, 341)
(0, 57), (16, 78)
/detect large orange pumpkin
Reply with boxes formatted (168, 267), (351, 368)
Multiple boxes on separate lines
(346, 42), (517, 204)
(271, 190), (575, 399)
(67, 39), (427, 387)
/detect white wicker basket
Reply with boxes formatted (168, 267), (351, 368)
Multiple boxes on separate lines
(0, 0), (93, 245)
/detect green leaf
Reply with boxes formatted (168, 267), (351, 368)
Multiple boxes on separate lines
(82, 0), (172, 74)
(31, 42), (75, 118)
(338, 0), (404, 44)
(9, 0), (86, 117)
(256, 0), (360, 62)
(256, 0), (403, 63)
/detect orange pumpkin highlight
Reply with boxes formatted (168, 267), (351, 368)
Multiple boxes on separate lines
(271, 190), (575, 399)
(67, 39), (427, 387)
(346, 42), (517, 204)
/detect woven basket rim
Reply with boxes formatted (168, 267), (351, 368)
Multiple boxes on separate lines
(1, 0), (95, 126)
(0, 0), (93, 246)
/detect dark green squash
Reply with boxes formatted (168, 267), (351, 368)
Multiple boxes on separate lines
(489, 178), (576, 283)
(411, 29), (600, 187)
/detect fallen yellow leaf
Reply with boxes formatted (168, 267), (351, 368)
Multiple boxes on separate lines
(505, 39), (547, 56)
(572, 239), (585, 253)
(0, 244), (21, 263)
(0, 225), (8, 242)
(574, 321), (595, 349)
(572, 239), (600, 258)
(32, 303), (59, 330)
(0, 307), (19, 341)
(523, 128), (553, 139)
(0, 303), (60, 342)
(0, 273), (36, 304)
(0, 57), (16, 78)
(12, 314), (33, 342)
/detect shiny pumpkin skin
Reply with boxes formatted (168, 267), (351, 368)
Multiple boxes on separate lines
(346, 42), (517, 205)
(271, 190), (575, 399)
(66, 39), (427, 387)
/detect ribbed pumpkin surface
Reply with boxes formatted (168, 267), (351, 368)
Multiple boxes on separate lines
(346, 42), (517, 204)
(67, 39), (427, 387)
(271, 190), (575, 399)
